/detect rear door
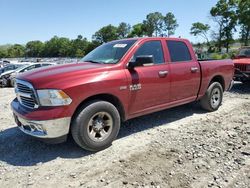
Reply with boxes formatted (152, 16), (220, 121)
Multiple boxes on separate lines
(166, 40), (200, 102)
(125, 40), (171, 115)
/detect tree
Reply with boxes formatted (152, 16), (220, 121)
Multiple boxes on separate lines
(237, 0), (250, 45)
(190, 22), (210, 44)
(92, 24), (118, 43)
(117, 22), (131, 39)
(85, 40), (101, 54)
(143, 12), (164, 37)
(7, 44), (25, 58)
(163, 12), (178, 37)
(0, 49), (7, 58)
(128, 23), (146, 37)
(26, 41), (44, 57)
(210, 0), (238, 52)
(70, 35), (89, 57)
(43, 36), (72, 57)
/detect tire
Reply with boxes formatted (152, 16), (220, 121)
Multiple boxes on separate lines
(71, 100), (121, 151)
(10, 78), (15, 87)
(2, 78), (10, 87)
(200, 82), (223, 112)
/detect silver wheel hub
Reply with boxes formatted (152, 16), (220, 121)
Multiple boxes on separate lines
(211, 88), (221, 108)
(93, 120), (104, 131)
(87, 112), (113, 142)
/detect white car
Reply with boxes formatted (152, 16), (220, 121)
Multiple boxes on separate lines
(1, 63), (55, 87)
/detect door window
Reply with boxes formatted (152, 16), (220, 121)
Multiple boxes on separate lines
(167, 41), (192, 62)
(133, 41), (164, 65)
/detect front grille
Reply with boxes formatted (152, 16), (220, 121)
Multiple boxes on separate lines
(235, 64), (247, 71)
(15, 79), (38, 109)
(16, 83), (33, 93)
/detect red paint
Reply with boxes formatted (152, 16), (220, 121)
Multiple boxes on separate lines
(13, 37), (234, 121)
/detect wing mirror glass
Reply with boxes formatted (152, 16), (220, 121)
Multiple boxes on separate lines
(128, 55), (154, 69)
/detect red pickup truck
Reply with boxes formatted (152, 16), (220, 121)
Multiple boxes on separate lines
(233, 46), (250, 83)
(11, 37), (234, 151)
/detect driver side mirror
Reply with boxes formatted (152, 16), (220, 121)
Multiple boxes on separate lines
(127, 55), (154, 69)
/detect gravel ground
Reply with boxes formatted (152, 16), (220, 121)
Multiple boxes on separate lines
(0, 83), (249, 188)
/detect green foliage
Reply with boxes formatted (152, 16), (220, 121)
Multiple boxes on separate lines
(143, 12), (164, 37)
(190, 22), (210, 43)
(128, 23), (146, 37)
(26, 41), (44, 57)
(237, 0), (250, 45)
(210, 53), (231, 60)
(43, 36), (73, 57)
(7, 44), (25, 58)
(210, 0), (238, 52)
(117, 22), (131, 39)
(70, 35), (89, 57)
(163, 12), (179, 37)
(92, 24), (119, 43)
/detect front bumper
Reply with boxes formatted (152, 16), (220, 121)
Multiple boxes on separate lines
(13, 113), (71, 139)
(227, 80), (234, 91)
(234, 69), (250, 81)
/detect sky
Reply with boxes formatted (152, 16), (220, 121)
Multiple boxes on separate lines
(0, 0), (221, 45)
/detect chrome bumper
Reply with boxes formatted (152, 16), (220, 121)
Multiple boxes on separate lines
(13, 113), (71, 139)
(228, 80), (234, 91)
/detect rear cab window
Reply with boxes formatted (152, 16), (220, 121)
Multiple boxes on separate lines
(166, 40), (192, 63)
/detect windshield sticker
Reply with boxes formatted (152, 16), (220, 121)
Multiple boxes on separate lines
(113, 44), (127, 48)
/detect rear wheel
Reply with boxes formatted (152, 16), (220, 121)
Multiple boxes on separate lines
(200, 82), (223, 112)
(71, 101), (120, 151)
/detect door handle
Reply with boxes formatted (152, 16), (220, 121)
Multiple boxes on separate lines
(158, 70), (168, 77)
(191, 67), (199, 73)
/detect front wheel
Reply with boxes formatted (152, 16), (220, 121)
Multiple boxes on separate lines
(71, 101), (121, 151)
(200, 82), (223, 112)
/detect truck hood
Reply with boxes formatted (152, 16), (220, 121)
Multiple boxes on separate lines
(233, 58), (250, 64)
(0, 70), (15, 77)
(17, 62), (113, 89)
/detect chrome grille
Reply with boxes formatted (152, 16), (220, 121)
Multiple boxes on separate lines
(235, 64), (247, 71)
(16, 83), (33, 93)
(15, 79), (38, 109)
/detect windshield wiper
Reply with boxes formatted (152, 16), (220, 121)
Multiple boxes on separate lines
(85, 60), (104, 64)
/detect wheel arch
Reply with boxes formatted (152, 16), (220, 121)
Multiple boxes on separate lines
(71, 93), (126, 124)
(209, 75), (225, 91)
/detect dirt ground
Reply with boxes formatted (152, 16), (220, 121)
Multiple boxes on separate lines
(0, 83), (250, 188)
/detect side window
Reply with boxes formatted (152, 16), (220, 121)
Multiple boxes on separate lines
(167, 41), (192, 62)
(133, 41), (164, 65)
(42, 64), (51, 67)
(34, 64), (41, 68)
(6, 65), (13, 71)
(21, 65), (35, 72)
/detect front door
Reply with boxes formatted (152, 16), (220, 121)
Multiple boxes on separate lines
(125, 40), (171, 115)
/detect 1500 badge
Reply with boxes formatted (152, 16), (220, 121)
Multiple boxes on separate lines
(129, 84), (141, 91)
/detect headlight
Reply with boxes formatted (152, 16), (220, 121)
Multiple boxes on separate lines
(37, 89), (72, 106)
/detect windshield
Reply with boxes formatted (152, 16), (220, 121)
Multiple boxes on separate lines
(14, 64), (30, 72)
(81, 40), (137, 64)
(238, 48), (250, 57)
